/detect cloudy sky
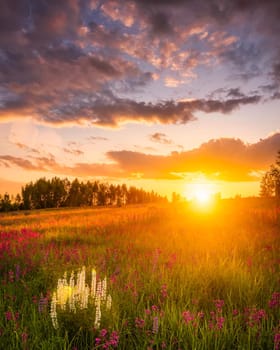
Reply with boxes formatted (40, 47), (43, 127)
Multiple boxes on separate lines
(1, 0), (280, 198)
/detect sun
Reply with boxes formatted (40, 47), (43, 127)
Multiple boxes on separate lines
(194, 188), (212, 204)
(184, 181), (219, 209)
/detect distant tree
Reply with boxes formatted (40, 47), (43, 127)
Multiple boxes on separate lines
(260, 151), (280, 200)
(4, 177), (166, 212)
(50, 177), (67, 207)
(172, 192), (181, 203)
(0, 193), (12, 212)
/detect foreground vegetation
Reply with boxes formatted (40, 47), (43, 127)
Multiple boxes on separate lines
(0, 201), (280, 349)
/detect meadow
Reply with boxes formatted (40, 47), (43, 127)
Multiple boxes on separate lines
(0, 200), (279, 349)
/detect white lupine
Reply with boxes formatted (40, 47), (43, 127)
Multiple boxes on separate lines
(50, 266), (111, 329)
(50, 292), (58, 329)
(81, 285), (89, 309)
(101, 277), (107, 301)
(94, 302), (101, 329)
(96, 280), (102, 298)
(69, 271), (76, 312)
(77, 266), (86, 299)
(91, 269), (96, 297)
(106, 294), (112, 310)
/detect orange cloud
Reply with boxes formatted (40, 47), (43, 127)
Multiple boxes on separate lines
(1, 133), (280, 182)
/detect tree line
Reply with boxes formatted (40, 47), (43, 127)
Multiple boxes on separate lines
(0, 177), (167, 212)
(260, 150), (280, 200)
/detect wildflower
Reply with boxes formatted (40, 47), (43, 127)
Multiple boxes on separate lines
(8, 270), (14, 283)
(244, 307), (267, 328)
(151, 305), (158, 312)
(5, 311), (13, 321)
(232, 309), (239, 316)
(182, 311), (195, 325)
(274, 331), (280, 350)
(213, 299), (224, 312)
(106, 294), (112, 310)
(101, 277), (107, 301)
(38, 294), (48, 313)
(21, 332), (28, 343)
(152, 316), (159, 334)
(209, 310), (225, 331)
(135, 317), (145, 329)
(15, 264), (20, 281)
(216, 316), (225, 330)
(109, 331), (119, 347)
(161, 284), (168, 299)
(50, 266), (112, 329)
(94, 300), (101, 329)
(269, 292), (280, 309)
(95, 337), (101, 346)
(100, 328), (108, 337)
(91, 269), (96, 297)
(50, 292), (58, 329)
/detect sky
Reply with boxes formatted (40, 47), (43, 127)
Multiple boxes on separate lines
(1, 0), (280, 199)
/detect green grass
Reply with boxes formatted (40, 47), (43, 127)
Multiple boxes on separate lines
(0, 202), (280, 349)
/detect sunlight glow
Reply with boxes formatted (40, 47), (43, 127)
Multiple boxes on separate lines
(184, 181), (220, 210)
(194, 188), (212, 204)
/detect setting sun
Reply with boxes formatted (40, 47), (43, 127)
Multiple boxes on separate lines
(184, 182), (218, 203)
(194, 188), (212, 204)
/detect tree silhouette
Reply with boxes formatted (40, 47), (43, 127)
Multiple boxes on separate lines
(1, 177), (166, 212)
(260, 151), (280, 200)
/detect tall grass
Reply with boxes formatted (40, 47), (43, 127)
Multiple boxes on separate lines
(0, 202), (279, 349)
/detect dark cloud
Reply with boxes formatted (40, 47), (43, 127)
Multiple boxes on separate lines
(149, 11), (173, 35)
(0, 0), (279, 126)
(226, 88), (246, 99)
(24, 92), (259, 127)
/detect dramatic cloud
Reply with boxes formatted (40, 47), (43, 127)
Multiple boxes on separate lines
(0, 0), (279, 126)
(1, 133), (280, 182)
(107, 133), (280, 181)
(25, 92), (259, 127)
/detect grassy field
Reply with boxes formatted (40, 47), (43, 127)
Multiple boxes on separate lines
(0, 201), (280, 349)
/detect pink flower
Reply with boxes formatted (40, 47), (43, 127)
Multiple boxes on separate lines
(95, 337), (101, 345)
(232, 309), (239, 316)
(151, 305), (158, 312)
(100, 329), (107, 337)
(21, 332), (28, 343)
(216, 316), (225, 330)
(135, 317), (145, 329)
(269, 292), (280, 309)
(5, 311), (13, 321)
(161, 284), (168, 299)
(213, 299), (224, 312)
(182, 311), (195, 325)
(274, 332), (280, 350)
